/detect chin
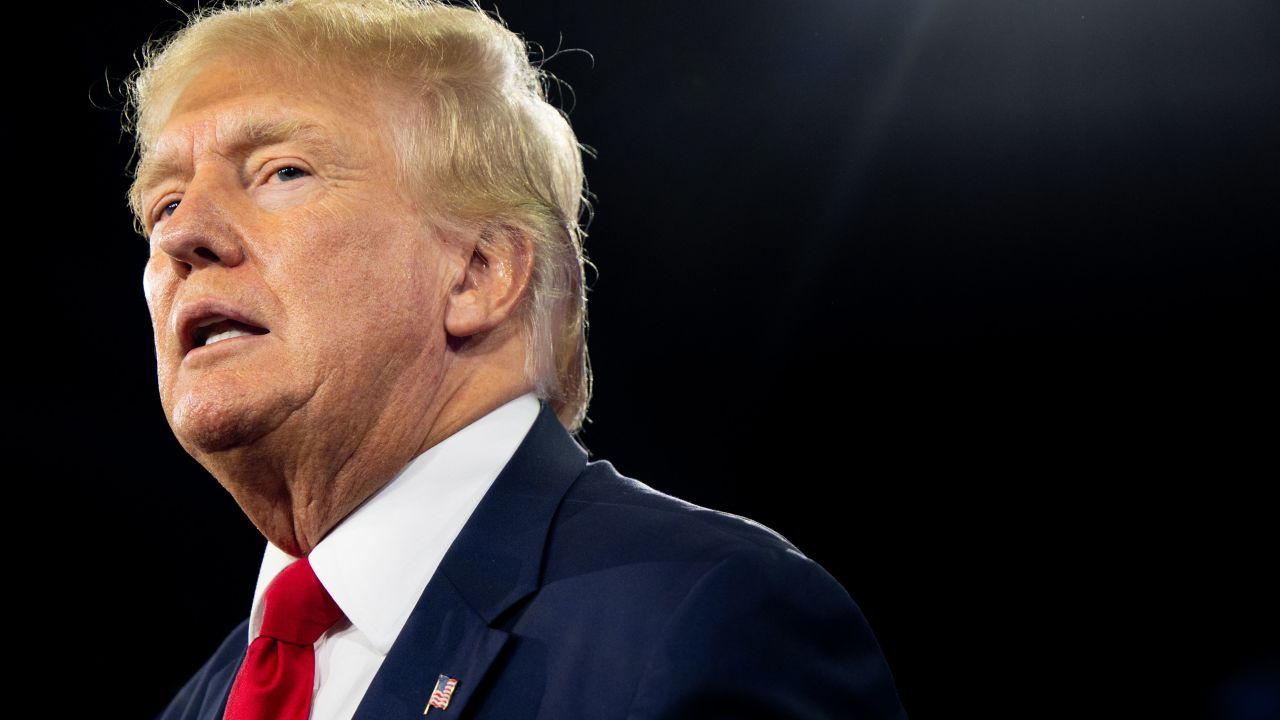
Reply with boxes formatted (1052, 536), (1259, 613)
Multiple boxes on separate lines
(167, 383), (303, 455)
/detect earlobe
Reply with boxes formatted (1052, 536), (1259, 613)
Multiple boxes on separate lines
(444, 249), (492, 338)
(443, 222), (534, 339)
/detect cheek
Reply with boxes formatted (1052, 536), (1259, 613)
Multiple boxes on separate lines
(265, 211), (445, 352)
(142, 256), (172, 324)
(143, 270), (178, 374)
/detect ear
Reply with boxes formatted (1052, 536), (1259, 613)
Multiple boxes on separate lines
(445, 222), (535, 338)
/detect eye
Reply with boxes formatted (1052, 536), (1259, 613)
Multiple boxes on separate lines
(273, 166), (309, 182)
(157, 200), (180, 222)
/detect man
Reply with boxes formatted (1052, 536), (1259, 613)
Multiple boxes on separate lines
(129, 1), (907, 718)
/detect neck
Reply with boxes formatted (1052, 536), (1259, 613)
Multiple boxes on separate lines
(196, 359), (532, 557)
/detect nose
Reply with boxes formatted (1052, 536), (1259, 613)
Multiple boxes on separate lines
(151, 171), (247, 279)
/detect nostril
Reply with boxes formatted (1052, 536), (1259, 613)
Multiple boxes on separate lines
(195, 247), (219, 261)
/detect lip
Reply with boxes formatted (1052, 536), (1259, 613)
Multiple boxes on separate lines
(174, 298), (270, 356)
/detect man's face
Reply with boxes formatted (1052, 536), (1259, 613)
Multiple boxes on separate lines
(140, 59), (456, 457)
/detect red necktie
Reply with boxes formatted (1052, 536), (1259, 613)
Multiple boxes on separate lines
(224, 556), (345, 720)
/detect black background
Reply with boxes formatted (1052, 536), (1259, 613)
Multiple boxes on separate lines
(28, 0), (1279, 716)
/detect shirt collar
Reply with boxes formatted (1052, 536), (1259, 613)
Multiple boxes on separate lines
(247, 392), (542, 654)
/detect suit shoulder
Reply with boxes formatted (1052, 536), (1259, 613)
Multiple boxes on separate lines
(547, 458), (807, 572)
(626, 546), (908, 719)
(527, 459), (907, 718)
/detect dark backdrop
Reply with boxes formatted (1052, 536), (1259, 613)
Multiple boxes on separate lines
(28, 0), (1279, 716)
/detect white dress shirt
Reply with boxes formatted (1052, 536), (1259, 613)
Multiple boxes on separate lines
(245, 392), (542, 720)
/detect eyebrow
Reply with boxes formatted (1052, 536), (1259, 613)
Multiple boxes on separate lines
(133, 115), (340, 206)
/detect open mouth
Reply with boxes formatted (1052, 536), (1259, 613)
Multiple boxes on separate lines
(192, 316), (270, 349)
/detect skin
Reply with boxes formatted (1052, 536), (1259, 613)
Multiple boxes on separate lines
(139, 58), (535, 557)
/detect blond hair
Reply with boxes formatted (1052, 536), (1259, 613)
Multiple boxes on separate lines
(124, 0), (594, 432)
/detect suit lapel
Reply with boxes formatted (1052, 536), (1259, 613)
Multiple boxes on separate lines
(351, 399), (588, 719)
(201, 647), (244, 720)
(347, 577), (509, 718)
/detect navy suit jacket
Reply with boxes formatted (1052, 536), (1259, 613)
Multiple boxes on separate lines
(157, 400), (907, 719)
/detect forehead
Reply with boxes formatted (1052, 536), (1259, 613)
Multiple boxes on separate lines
(136, 60), (387, 195)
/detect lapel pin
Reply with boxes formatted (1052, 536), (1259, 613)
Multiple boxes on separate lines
(424, 674), (459, 715)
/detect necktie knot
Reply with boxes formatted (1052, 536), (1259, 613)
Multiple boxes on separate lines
(224, 556), (345, 720)
(258, 556), (344, 645)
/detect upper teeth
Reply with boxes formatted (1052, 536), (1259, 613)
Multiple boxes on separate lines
(206, 328), (256, 346)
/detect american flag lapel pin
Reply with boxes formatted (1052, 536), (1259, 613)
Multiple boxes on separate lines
(423, 674), (459, 715)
